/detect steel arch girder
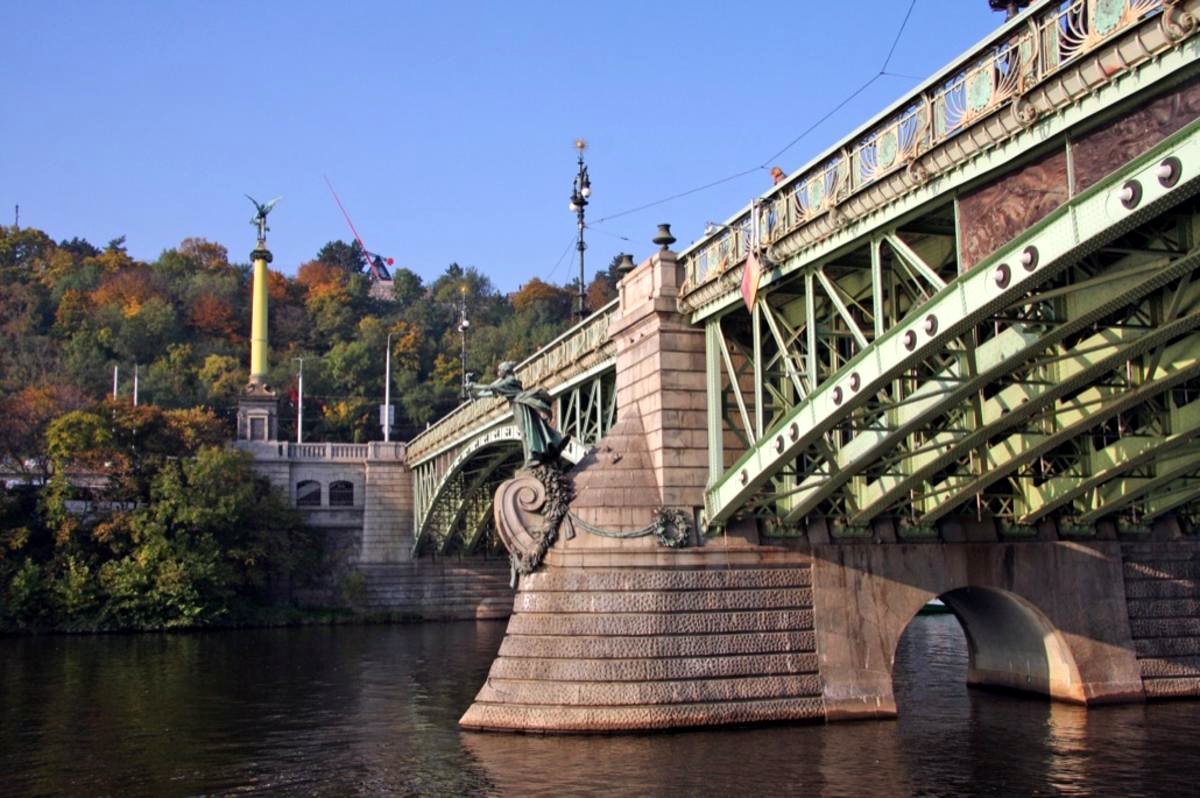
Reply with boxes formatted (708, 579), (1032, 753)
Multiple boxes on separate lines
(1078, 448), (1200, 524)
(704, 121), (1200, 527)
(412, 425), (588, 556)
(777, 240), (1200, 522)
(854, 321), (1200, 524)
(915, 337), (1200, 525)
(1016, 399), (1200, 524)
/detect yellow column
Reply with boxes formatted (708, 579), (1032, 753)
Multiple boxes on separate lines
(249, 244), (271, 384)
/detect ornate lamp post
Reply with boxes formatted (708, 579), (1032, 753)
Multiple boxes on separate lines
(988, 0), (1031, 19)
(459, 283), (470, 400)
(293, 357), (305, 444)
(568, 138), (591, 320)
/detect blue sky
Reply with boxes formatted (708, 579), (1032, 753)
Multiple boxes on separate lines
(3, 1), (1002, 292)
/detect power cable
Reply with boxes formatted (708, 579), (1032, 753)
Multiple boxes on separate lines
(543, 236), (578, 282)
(591, 0), (919, 227)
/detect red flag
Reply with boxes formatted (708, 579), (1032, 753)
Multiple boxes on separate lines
(741, 250), (762, 310)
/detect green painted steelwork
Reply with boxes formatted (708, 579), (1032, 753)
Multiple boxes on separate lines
(411, 365), (615, 556)
(682, 6), (1197, 322)
(705, 119), (1200, 529)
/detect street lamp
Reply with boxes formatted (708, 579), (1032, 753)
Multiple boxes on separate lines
(293, 357), (305, 444)
(382, 332), (395, 442)
(568, 138), (591, 320)
(988, 0), (1031, 18)
(458, 283), (470, 400)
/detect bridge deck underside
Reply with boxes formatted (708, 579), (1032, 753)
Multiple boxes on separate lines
(706, 119), (1200, 537)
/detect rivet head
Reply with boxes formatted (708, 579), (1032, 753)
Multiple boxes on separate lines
(1157, 156), (1182, 188)
(849, 372), (861, 391)
(774, 435), (784, 453)
(924, 314), (938, 336)
(994, 263), (1011, 288)
(1020, 246), (1038, 272)
(903, 330), (917, 351)
(1119, 179), (1142, 210)
(789, 422), (799, 441)
(832, 386), (843, 405)
(740, 469), (748, 485)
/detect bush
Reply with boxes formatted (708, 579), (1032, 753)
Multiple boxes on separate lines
(0, 407), (320, 633)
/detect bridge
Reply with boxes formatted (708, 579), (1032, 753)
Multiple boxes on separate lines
(399, 0), (1200, 732)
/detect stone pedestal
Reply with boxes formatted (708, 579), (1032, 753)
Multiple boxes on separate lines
(237, 385), (278, 442)
(361, 456), (415, 563)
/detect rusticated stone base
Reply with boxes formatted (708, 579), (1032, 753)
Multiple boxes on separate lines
(1122, 540), (1200, 699)
(459, 562), (823, 733)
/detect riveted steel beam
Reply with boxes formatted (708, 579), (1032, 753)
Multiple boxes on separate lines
(919, 334), (1200, 525)
(856, 320), (1200, 522)
(705, 122), (1200, 527)
(1016, 398), (1200, 524)
(1145, 475), (1200, 520)
(1079, 447), (1200, 524)
(684, 16), (1198, 323)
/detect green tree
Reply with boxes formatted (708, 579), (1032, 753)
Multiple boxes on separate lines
(316, 239), (365, 276)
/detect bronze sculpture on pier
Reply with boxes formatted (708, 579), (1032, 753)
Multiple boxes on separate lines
(467, 361), (571, 468)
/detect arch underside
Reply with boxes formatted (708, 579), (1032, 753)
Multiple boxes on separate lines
(706, 123), (1200, 536)
(412, 367), (615, 557)
(935, 586), (1084, 701)
(413, 435), (524, 557)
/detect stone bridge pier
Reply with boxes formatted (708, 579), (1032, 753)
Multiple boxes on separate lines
(460, 246), (1200, 733)
(459, 3), (1200, 731)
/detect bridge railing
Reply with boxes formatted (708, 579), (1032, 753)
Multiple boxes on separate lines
(236, 441), (406, 462)
(406, 299), (619, 466)
(679, 0), (1166, 293)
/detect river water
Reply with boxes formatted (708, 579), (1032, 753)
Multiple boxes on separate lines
(3, 615), (1199, 797)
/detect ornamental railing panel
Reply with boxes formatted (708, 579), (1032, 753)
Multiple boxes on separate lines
(680, 0), (1170, 297)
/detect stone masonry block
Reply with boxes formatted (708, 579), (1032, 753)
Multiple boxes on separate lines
(488, 652), (820, 682)
(498, 630), (817, 660)
(459, 696), (825, 733)
(475, 674), (823, 707)
(514, 587), (814, 615)
(505, 609), (814, 637)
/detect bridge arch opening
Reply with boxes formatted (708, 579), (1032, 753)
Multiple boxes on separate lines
(892, 587), (1085, 707)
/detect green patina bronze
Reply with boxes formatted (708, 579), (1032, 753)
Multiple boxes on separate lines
(468, 361), (570, 467)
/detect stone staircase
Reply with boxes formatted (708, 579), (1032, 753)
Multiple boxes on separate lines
(1121, 540), (1200, 698)
(459, 565), (823, 732)
(354, 560), (515, 621)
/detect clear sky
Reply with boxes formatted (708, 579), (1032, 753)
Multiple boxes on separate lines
(3, 1), (1003, 292)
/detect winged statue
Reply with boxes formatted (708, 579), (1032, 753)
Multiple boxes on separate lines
(246, 194), (282, 240)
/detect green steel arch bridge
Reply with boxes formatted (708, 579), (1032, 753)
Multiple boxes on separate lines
(397, 0), (1200, 734)
(410, 0), (1200, 554)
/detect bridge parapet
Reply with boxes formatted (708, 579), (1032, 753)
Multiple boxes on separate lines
(237, 440), (406, 462)
(679, 0), (1185, 317)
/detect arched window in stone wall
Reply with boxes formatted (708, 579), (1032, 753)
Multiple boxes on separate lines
(296, 480), (322, 507)
(329, 480), (354, 507)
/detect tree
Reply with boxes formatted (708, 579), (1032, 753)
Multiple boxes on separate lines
(199, 354), (245, 406)
(178, 238), (231, 272)
(297, 260), (348, 299)
(188, 293), (239, 341)
(0, 383), (86, 480)
(58, 237), (100, 260)
(315, 240), (365, 276)
(390, 267), (424, 308)
(512, 277), (573, 317)
(586, 273), (617, 310)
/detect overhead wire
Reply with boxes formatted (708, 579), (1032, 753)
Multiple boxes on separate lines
(590, 0), (920, 231)
(543, 235), (579, 282)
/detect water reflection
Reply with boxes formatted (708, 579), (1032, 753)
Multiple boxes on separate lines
(3, 616), (1200, 796)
